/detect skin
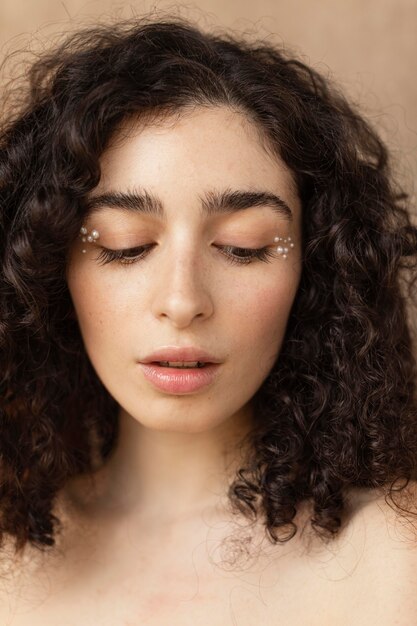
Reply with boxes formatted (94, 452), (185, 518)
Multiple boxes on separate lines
(65, 104), (303, 525)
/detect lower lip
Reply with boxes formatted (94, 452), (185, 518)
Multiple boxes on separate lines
(138, 363), (221, 394)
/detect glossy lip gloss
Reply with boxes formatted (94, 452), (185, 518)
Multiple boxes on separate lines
(138, 362), (221, 394)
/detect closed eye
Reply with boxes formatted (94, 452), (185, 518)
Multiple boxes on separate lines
(94, 243), (278, 266)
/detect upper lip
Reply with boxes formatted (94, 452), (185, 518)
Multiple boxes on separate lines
(140, 346), (221, 364)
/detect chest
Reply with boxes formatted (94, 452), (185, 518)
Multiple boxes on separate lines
(2, 506), (411, 626)
(2, 537), (368, 626)
(4, 568), (350, 626)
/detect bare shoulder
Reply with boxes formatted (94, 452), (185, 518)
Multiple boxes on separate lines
(0, 537), (28, 625)
(330, 481), (417, 625)
(346, 479), (417, 547)
(0, 529), (68, 625)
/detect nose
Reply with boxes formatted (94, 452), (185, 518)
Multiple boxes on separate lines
(150, 242), (214, 328)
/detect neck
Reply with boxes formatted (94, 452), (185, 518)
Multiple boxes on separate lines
(70, 402), (256, 525)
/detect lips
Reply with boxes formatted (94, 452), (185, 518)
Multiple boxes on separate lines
(138, 361), (221, 393)
(156, 361), (206, 368)
(140, 346), (221, 364)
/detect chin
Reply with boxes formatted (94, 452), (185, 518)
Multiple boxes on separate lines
(128, 409), (229, 434)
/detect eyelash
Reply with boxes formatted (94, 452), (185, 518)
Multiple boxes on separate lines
(94, 244), (278, 267)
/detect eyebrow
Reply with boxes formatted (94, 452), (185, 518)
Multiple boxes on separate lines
(84, 188), (293, 222)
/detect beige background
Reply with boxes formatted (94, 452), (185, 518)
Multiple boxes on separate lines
(0, 0), (416, 201)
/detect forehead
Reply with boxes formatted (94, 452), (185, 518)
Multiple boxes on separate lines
(88, 106), (301, 222)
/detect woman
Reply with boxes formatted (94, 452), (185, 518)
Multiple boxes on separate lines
(0, 14), (417, 624)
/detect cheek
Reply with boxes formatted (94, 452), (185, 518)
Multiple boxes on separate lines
(233, 279), (295, 358)
(67, 267), (125, 347)
(257, 283), (293, 331)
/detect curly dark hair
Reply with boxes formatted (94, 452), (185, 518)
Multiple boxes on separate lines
(1, 14), (417, 559)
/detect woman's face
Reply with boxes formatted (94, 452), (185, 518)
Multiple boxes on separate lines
(66, 106), (302, 433)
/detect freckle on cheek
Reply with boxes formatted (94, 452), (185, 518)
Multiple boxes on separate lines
(254, 286), (291, 331)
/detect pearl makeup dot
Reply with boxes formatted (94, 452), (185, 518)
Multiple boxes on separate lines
(79, 226), (100, 253)
(273, 234), (294, 259)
